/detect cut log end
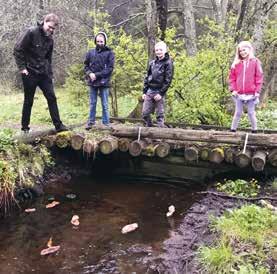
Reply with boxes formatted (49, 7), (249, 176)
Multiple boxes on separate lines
(235, 149), (252, 168)
(155, 142), (170, 158)
(99, 138), (118, 155)
(184, 146), (199, 162)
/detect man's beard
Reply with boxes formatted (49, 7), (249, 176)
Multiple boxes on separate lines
(96, 44), (105, 50)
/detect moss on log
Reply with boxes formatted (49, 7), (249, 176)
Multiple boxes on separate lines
(209, 147), (225, 164)
(200, 147), (210, 161)
(55, 131), (72, 148)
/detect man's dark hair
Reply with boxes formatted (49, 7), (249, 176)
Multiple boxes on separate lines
(44, 13), (59, 26)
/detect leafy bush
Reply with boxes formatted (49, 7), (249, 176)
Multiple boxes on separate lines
(216, 178), (260, 197)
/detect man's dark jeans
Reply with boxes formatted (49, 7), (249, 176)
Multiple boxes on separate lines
(21, 73), (62, 130)
(142, 91), (165, 127)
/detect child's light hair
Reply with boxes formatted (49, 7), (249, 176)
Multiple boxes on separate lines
(231, 41), (255, 68)
(155, 41), (167, 53)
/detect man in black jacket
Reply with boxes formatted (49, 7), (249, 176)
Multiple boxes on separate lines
(142, 41), (174, 127)
(84, 31), (115, 129)
(14, 13), (67, 133)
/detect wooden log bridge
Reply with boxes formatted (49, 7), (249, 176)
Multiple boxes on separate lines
(40, 125), (277, 175)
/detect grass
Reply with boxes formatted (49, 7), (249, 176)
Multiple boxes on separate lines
(0, 87), (137, 131)
(198, 204), (277, 273)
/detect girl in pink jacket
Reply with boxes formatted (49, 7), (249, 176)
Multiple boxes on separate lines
(229, 41), (263, 133)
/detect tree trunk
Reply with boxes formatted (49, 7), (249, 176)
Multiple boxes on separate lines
(146, 0), (158, 61)
(252, 0), (275, 53)
(111, 126), (277, 147)
(183, 0), (197, 56)
(127, 97), (144, 119)
(156, 0), (168, 40)
(210, 0), (223, 24)
(235, 0), (251, 42)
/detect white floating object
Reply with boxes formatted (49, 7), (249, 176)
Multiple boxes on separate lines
(166, 205), (175, 217)
(121, 223), (138, 234)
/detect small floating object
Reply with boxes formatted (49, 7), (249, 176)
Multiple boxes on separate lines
(121, 223), (138, 234)
(166, 205), (175, 217)
(71, 215), (80, 226)
(47, 237), (53, 248)
(46, 201), (60, 208)
(25, 208), (36, 213)
(40, 245), (60, 256)
(66, 194), (77, 200)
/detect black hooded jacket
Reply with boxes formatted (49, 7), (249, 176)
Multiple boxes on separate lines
(143, 53), (174, 96)
(13, 23), (54, 76)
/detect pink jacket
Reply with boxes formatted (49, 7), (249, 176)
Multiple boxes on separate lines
(229, 58), (263, 94)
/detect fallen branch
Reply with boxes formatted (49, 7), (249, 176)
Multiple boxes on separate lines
(198, 191), (277, 201)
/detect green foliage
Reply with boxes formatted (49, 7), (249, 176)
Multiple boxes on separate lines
(216, 178), (260, 197)
(198, 243), (240, 274)
(0, 128), (14, 151)
(198, 205), (276, 273)
(163, 18), (235, 125)
(0, 130), (53, 212)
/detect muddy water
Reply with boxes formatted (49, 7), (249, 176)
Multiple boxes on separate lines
(0, 177), (201, 274)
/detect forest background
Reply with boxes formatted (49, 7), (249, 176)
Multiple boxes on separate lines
(0, 0), (276, 129)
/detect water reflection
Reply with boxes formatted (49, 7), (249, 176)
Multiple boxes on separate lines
(0, 177), (198, 274)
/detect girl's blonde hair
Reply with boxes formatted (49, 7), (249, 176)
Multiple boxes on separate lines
(155, 41), (167, 53)
(231, 41), (255, 68)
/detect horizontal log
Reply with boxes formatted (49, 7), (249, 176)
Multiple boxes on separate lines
(111, 126), (277, 147)
(107, 116), (277, 134)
